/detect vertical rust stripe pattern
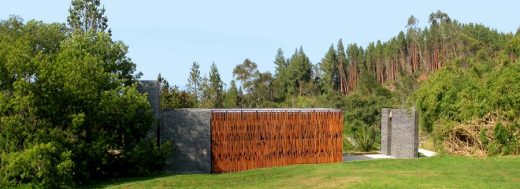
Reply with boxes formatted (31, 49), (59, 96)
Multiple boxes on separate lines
(211, 110), (343, 173)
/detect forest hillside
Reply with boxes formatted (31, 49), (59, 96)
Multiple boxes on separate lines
(159, 10), (520, 156)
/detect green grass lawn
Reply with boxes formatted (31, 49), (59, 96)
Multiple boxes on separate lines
(90, 156), (520, 189)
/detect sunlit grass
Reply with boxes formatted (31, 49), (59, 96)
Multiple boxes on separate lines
(89, 156), (520, 188)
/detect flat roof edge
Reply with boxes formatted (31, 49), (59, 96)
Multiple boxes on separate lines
(162, 108), (341, 112)
(212, 108), (341, 112)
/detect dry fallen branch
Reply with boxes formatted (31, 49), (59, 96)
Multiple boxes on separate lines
(442, 112), (508, 157)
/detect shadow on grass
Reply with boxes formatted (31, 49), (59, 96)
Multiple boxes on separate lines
(82, 172), (207, 188)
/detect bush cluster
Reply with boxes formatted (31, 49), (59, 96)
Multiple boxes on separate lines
(415, 53), (520, 155)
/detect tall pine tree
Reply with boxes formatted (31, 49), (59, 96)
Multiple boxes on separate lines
(186, 62), (201, 104)
(320, 44), (338, 95)
(337, 39), (349, 95)
(209, 63), (224, 108)
(67, 0), (109, 34)
(286, 47), (312, 96)
(272, 48), (288, 101)
(223, 80), (239, 108)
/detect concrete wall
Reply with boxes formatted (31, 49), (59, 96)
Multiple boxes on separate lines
(381, 109), (391, 156)
(160, 109), (212, 173)
(138, 81), (212, 173)
(137, 80), (161, 141)
(137, 80), (160, 118)
(381, 108), (418, 158)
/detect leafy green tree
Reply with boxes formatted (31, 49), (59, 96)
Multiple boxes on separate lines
(252, 72), (274, 107)
(42, 32), (165, 181)
(233, 58), (259, 94)
(0, 18), (67, 157)
(59, 26), (138, 85)
(0, 16), (169, 187)
(158, 74), (195, 109)
(0, 17), (67, 91)
(232, 59), (276, 107)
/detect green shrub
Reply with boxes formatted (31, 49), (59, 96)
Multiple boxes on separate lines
(415, 57), (520, 155)
(342, 134), (354, 152)
(353, 125), (378, 152)
(124, 139), (172, 176)
(489, 123), (519, 155)
(0, 143), (74, 188)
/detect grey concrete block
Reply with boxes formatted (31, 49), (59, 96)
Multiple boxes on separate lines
(381, 108), (418, 158)
(381, 108), (391, 156)
(160, 109), (212, 173)
(137, 80), (161, 140)
(137, 80), (160, 118)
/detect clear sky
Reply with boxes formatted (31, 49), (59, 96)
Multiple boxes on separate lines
(2, 0), (519, 88)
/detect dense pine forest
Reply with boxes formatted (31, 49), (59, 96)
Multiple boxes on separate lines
(1, 0), (520, 187)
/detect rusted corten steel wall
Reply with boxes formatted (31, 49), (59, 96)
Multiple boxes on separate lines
(211, 109), (343, 173)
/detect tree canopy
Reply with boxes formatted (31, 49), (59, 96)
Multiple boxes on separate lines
(0, 1), (170, 187)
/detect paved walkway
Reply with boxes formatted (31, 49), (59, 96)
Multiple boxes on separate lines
(418, 148), (437, 157)
(343, 153), (394, 161)
(343, 148), (437, 161)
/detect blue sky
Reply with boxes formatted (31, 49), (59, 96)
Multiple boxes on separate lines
(2, 0), (519, 88)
